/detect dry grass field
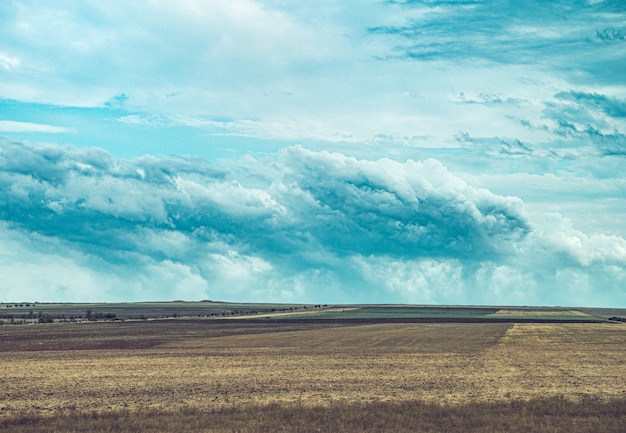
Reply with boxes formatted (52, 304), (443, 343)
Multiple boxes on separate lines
(0, 318), (625, 432)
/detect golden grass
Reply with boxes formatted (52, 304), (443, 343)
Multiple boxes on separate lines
(1, 321), (625, 425)
(476, 323), (626, 403)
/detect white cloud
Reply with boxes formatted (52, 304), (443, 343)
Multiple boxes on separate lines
(354, 256), (465, 304)
(0, 223), (213, 302)
(136, 260), (211, 301)
(0, 0), (339, 109)
(0, 53), (20, 70)
(463, 172), (626, 237)
(0, 120), (73, 133)
(536, 213), (626, 267)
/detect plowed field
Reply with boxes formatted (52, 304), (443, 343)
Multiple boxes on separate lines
(1, 320), (625, 421)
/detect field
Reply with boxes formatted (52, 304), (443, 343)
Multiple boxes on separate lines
(0, 304), (625, 432)
(1, 301), (617, 323)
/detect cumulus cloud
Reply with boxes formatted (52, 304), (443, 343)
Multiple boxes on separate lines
(1, 139), (624, 305)
(0, 139), (529, 262)
(277, 146), (529, 259)
(536, 213), (626, 267)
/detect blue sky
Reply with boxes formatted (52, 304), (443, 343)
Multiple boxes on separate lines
(1, 0), (625, 306)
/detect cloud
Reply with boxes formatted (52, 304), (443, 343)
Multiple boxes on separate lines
(536, 213), (626, 267)
(0, 0), (335, 108)
(555, 91), (626, 119)
(371, 0), (626, 74)
(0, 139), (529, 262)
(0, 53), (20, 70)
(0, 139), (531, 300)
(0, 120), (73, 133)
(0, 0), (625, 305)
(1, 0), (622, 158)
(1, 139), (624, 305)
(277, 146), (529, 259)
(536, 91), (626, 158)
(0, 223), (212, 302)
(442, 86), (626, 184)
(1, 1), (625, 307)
(549, 91), (626, 133)
(117, 114), (364, 144)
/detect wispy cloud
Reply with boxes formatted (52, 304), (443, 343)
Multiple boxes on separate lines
(0, 120), (74, 133)
(371, 0), (626, 75)
(0, 53), (20, 70)
(1, 0), (623, 154)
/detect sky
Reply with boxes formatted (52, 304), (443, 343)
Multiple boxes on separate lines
(1, 0), (625, 307)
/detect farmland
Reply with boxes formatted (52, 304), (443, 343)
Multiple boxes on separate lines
(0, 301), (614, 323)
(0, 303), (625, 432)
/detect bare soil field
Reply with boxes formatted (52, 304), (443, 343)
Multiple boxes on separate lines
(0, 319), (625, 432)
